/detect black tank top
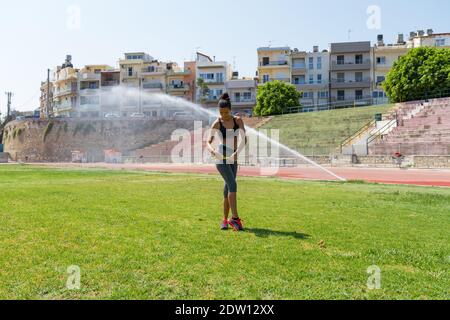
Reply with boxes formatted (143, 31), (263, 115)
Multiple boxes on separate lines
(218, 117), (239, 155)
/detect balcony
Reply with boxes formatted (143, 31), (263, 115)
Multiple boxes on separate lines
(54, 87), (77, 98)
(231, 98), (255, 105)
(330, 78), (371, 89)
(167, 70), (191, 77)
(331, 60), (371, 71)
(259, 78), (291, 85)
(79, 87), (100, 95)
(167, 84), (190, 92)
(141, 67), (166, 75)
(142, 82), (164, 90)
(203, 80), (225, 85)
(291, 65), (307, 75)
(260, 60), (289, 67)
(80, 73), (101, 81)
(294, 81), (328, 90)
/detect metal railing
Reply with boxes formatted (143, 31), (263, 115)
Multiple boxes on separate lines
(260, 60), (289, 66)
(366, 118), (398, 154)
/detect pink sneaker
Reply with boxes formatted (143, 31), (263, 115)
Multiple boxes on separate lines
(220, 219), (229, 230)
(229, 217), (244, 231)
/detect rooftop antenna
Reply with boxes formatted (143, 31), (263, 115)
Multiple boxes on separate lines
(348, 29), (354, 40)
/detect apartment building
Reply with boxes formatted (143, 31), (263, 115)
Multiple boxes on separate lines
(77, 64), (114, 118)
(329, 41), (372, 104)
(181, 61), (197, 102)
(291, 46), (330, 108)
(407, 29), (450, 48)
(52, 56), (79, 117)
(196, 52), (231, 108)
(372, 34), (408, 102)
(100, 69), (121, 116)
(257, 47), (291, 85)
(225, 74), (257, 115)
(39, 80), (53, 119)
(166, 66), (192, 101)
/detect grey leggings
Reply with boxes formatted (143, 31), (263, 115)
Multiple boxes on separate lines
(216, 163), (238, 198)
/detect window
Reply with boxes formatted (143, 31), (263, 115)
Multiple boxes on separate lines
(337, 73), (345, 83)
(355, 72), (363, 82)
(128, 67), (133, 77)
(355, 54), (363, 64)
(216, 73), (224, 83)
(317, 57), (322, 70)
(200, 73), (214, 80)
(263, 75), (269, 83)
(299, 75), (305, 84)
(355, 90), (363, 100)
(243, 92), (252, 100)
(436, 39), (446, 47)
(317, 74), (322, 84)
(309, 57), (314, 69)
(293, 58), (306, 68)
(337, 55), (345, 65)
(319, 91), (329, 99)
(376, 76), (385, 85)
(309, 75), (314, 84)
(373, 91), (385, 98)
(337, 90), (345, 101)
(376, 56), (386, 65)
(262, 57), (270, 66)
(303, 92), (312, 99)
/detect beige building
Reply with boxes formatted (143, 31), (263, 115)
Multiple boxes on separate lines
(78, 64), (114, 118)
(257, 47), (291, 85)
(52, 56), (79, 117)
(371, 34), (408, 102)
(407, 29), (450, 48)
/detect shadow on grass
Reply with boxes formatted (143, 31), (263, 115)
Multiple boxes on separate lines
(245, 228), (310, 240)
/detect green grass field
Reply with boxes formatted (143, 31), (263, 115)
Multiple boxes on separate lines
(0, 165), (449, 300)
(261, 105), (393, 155)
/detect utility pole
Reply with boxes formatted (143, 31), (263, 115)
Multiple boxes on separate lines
(5, 92), (13, 118)
(46, 69), (51, 119)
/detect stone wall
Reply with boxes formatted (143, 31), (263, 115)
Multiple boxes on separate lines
(413, 156), (450, 169)
(2, 119), (195, 162)
(0, 153), (8, 163)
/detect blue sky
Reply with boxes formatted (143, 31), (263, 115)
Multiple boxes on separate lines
(0, 0), (449, 113)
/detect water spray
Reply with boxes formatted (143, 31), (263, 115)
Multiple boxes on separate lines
(108, 87), (347, 182)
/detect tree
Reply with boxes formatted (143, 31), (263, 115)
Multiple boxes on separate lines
(196, 78), (210, 104)
(384, 47), (450, 103)
(253, 81), (301, 116)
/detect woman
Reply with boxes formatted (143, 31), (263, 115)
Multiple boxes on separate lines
(207, 93), (247, 231)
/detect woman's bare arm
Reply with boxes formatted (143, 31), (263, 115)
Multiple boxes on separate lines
(207, 120), (220, 155)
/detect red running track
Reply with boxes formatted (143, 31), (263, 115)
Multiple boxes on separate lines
(25, 163), (450, 188)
